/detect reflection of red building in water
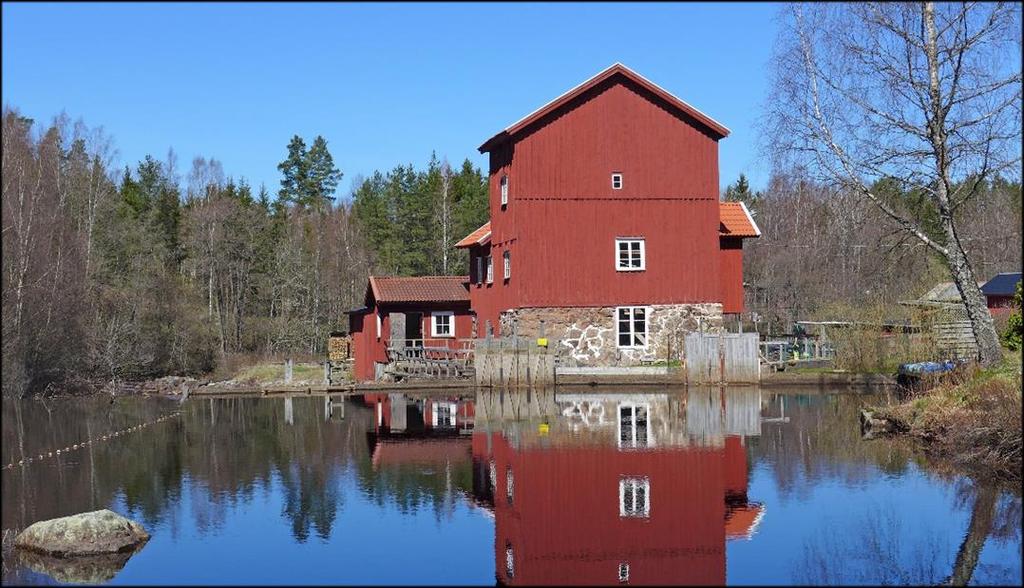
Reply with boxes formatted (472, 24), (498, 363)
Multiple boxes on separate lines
(471, 392), (762, 586)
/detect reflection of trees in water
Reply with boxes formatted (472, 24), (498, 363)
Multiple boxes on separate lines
(355, 455), (473, 522)
(795, 483), (1021, 586)
(2, 396), (178, 532)
(748, 392), (915, 502)
(759, 391), (1022, 586)
(1, 396), (374, 545)
(796, 504), (948, 585)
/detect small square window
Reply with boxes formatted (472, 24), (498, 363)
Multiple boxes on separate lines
(619, 477), (650, 518)
(616, 307), (649, 349)
(500, 175), (509, 206)
(431, 311), (454, 338)
(618, 563), (630, 583)
(612, 173), (623, 190)
(486, 256), (494, 284)
(432, 401), (457, 427)
(618, 403), (651, 449)
(615, 238), (645, 271)
(503, 250), (511, 280)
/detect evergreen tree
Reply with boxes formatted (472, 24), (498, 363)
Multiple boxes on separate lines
(453, 158), (489, 238)
(724, 173), (758, 204)
(305, 135), (343, 210)
(277, 135), (309, 206)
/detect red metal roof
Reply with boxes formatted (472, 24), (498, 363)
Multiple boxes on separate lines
(719, 201), (761, 238)
(454, 221), (491, 248)
(480, 63), (730, 152)
(368, 275), (469, 304)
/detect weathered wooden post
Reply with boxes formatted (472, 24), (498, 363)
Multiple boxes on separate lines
(284, 396), (293, 425)
(323, 361), (331, 386)
(512, 323), (520, 390)
(285, 359), (294, 384)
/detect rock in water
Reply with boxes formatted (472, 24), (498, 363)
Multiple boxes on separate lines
(14, 509), (150, 557)
(16, 549), (138, 584)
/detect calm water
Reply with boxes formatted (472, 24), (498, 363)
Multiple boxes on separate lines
(1, 388), (1020, 586)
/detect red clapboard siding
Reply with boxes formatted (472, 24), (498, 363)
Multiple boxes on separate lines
(478, 431), (729, 586)
(473, 67), (726, 334)
(719, 237), (745, 314)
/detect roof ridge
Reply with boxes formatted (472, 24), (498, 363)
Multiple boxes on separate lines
(479, 63), (729, 152)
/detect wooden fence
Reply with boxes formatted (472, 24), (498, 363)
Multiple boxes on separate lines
(684, 332), (760, 385)
(474, 336), (558, 388)
(385, 339), (475, 379)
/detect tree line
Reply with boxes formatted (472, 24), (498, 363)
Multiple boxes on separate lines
(1, 109), (488, 397)
(729, 170), (1022, 335)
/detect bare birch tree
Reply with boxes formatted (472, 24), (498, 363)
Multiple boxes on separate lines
(438, 159), (454, 274)
(764, 2), (1022, 365)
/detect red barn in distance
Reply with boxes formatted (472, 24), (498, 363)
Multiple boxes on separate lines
(349, 63), (759, 379)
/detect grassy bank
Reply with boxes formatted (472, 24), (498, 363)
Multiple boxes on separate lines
(874, 351), (1022, 478)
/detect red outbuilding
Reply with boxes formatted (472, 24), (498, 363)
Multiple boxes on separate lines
(347, 276), (473, 382)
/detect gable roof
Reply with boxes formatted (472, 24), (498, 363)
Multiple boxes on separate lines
(918, 280), (987, 303)
(367, 276), (470, 305)
(454, 221), (491, 248)
(981, 272), (1021, 297)
(719, 201), (761, 238)
(479, 63), (730, 153)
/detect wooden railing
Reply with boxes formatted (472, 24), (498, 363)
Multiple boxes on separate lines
(385, 339), (475, 378)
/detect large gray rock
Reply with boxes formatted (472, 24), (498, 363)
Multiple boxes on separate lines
(14, 509), (150, 557)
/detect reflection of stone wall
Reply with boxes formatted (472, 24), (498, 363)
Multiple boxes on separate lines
(500, 304), (723, 365)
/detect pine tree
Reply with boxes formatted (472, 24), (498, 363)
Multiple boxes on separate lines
(305, 135), (343, 211)
(724, 173), (756, 203)
(277, 135), (309, 206)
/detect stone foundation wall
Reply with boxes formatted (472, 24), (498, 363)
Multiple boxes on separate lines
(499, 304), (723, 365)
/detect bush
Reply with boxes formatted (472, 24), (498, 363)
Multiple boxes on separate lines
(818, 302), (935, 373)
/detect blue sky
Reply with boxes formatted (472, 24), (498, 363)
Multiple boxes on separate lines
(2, 2), (780, 199)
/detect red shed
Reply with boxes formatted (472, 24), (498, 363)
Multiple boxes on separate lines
(457, 63), (758, 364)
(347, 276), (473, 382)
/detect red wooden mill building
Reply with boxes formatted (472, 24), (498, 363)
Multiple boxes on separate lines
(349, 63), (759, 381)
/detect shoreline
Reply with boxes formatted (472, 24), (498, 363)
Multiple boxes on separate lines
(5, 370), (898, 402)
(867, 354), (1022, 481)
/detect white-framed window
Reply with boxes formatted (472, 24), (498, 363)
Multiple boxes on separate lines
(617, 402), (651, 449)
(376, 312), (382, 340)
(503, 250), (511, 280)
(616, 306), (649, 348)
(612, 173), (623, 190)
(506, 465), (514, 505)
(431, 311), (454, 338)
(486, 256), (494, 284)
(432, 401), (457, 427)
(615, 238), (645, 271)
(500, 174), (509, 206)
(505, 542), (515, 579)
(618, 563), (630, 583)
(476, 255), (484, 285)
(619, 477), (650, 518)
